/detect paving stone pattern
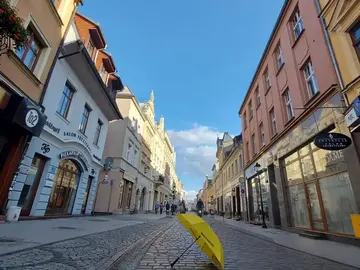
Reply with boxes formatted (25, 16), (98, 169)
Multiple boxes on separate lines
(0, 218), (171, 270)
(136, 218), (357, 270)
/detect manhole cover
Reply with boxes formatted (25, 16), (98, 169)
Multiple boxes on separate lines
(87, 219), (109, 222)
(55, 226), (77, 230)
(0, 238), (16, 243)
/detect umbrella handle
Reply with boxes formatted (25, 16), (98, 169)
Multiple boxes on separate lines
(171, 235), (201, 268)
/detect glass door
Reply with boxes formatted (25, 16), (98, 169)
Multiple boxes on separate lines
(305, 182), (325, 230)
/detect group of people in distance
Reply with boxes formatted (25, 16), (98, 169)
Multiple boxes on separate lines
(154, 200), (187, 215)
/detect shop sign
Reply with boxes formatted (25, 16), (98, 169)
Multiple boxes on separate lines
(63, 132), (92, 153)
(59, 150), (89, 171)
(314, 132), (352, 151)
(45, 121), (60, 134)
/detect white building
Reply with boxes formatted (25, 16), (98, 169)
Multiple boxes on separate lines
(6, 18), (123, 217)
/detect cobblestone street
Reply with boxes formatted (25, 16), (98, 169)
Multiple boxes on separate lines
(0, 216), (173, 270)
(134, 217), (357, 270)
(0, 215), (358, 270)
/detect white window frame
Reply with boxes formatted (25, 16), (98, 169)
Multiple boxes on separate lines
(292, 10), (304, 40)
(304, 61), (319, 98)
(270, 109), (277, 135)
(255, 87), (260, 106)
(276, 46), (284, 69)
(264, 68), (271, 89)
(132, 148), (138, 165)
(283, 89), (294, 120)
(259, 123), (265, 147)
(126, 143), (132, 162)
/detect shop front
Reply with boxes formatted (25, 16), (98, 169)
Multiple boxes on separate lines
(265, 92), (360, 237)
(0, 82), (46, 215)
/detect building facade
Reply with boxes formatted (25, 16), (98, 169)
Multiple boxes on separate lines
(6, 12), (123, 217)
(0, 0), (83, 216)
(239, 0), (360, 238)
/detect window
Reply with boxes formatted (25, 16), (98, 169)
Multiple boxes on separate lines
(93, 119), (103, 145)
(99, 64), (107, 82)
(16, 29), (43, 71)
(275, 45), (284, 70)
(270, 108), (277, 136)
(126, 143), (132, 161)
(251, 134), (256, 156)
(245, 142), (249, 162)
(235, 159), (238, 174)
(243, 112), (247, 129)
(132, 149), (138, 165)
(239, 154), (243, 170)
(303, 61), (319, 98)
(255, 87), (260, 106)
(249, 100), (253, 119)
(283, 89), (294, 120)
(57, 82), (74, 118)
(231, 163), (234, 177)
(264, 67), (271, 90)
(86, 39), (96, 59)
(292, 9), (304, 40)
(350, 21), (360, 59)
(259, 123), (265, 147)
(79, 104), (91, 134)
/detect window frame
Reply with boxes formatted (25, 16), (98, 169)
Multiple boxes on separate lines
(259, 122), (265, 147)
(264, 67), (271, 90)
(350, 20), (360, 60)
(16, 29), (43, 72)
(292, 9), (304, 40)
(251, 133), (256, 156)
(79, 104), (92, 134)
(303, 61), (319, 98)
(126, 143), (132, 161)
(283, 89), (294, 120)
(276, 45), (284, 70)
(249, 100), (253, 119)
(270, 108), (277, 136)
(93, 119), (103, 146)
(255, 87), (260, 107)
(243, 112), (247, 129)
(57, 82), (75, 119)
(86, 38), (96, 60)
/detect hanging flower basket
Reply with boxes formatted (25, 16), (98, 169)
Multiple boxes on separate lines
(0, 0), (30, 52)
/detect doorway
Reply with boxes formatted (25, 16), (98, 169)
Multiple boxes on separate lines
(81, 176), (93, 214)
(18, 154), (47, 216)
(46, 159), (81, 215)
(236, 186), (241, 217)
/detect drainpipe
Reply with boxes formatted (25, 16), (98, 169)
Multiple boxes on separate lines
(315, 0), (345, 98)
(39, 2), (80, 106)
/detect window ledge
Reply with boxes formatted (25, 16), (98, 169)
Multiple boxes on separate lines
(7, 50), (42, 86)
(276, 63), (284, 76)
(291, 29), (305, 49)
(46, 0), (64, 26)
(304, 91), (320, 107)
(77, 130), (88, 138)
(256, 103), (261, 110)
(284, 116), (295, 127)
(55, 112), (70, 125)
(265, 86), (271, 95)
(93, 143), (99, 149)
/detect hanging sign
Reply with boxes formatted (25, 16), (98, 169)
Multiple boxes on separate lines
(314, 132), (352, 151)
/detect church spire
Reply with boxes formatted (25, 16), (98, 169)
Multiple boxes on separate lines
(150, 90), (154, 102)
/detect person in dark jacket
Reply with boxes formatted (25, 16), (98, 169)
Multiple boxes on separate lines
(165, 201), (170, 216)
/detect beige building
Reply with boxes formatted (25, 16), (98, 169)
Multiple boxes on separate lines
(213, 133), (245, 219)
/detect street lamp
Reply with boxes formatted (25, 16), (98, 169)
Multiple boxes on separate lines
(255, 162), (267, 229)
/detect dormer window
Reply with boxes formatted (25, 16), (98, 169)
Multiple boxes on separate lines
(86, 39), (96, 60)
(99, 64), (108, 83)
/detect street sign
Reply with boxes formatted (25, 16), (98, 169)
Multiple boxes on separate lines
(240, 182), (246, 198)
(314, 132), (352, 151)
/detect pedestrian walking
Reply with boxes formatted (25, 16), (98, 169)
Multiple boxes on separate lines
(166, 201), (170, 216)
(155, 201), (159, 214)
(160, 202), (164, 214)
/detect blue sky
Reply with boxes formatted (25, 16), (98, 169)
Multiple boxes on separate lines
(79, 0), (285, 200)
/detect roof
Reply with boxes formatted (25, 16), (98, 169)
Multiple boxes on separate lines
(75, 13), (107, 48)
(238, 0), (289, 115)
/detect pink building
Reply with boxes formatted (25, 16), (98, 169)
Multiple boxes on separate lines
(239, 0), (360, 240)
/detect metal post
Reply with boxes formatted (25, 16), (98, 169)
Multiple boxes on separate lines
(258, 175), (267, 229)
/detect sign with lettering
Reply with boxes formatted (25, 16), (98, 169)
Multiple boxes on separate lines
(63, 131), (92, 153)
(59, 150), (89, 171)
(45, 121), (60, 134)
(25, 109), (39, 128)
(314, 132), (352, 151)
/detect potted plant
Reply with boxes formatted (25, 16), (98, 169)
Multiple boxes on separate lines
(0, 0), (30, 53)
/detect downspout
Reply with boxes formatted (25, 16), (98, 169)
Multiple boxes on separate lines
(39, 2), (80, 106)
(315, 0), (345, 98)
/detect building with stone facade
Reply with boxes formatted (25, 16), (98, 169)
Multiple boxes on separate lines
(0, 0), (84, 218)
(239, 0), (360, 239)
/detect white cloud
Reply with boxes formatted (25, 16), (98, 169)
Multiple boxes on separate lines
(168, 124), (223, 178)
(185, 190), (197, 201)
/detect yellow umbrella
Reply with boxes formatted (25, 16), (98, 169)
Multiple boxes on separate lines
(171, 213), (224, 270)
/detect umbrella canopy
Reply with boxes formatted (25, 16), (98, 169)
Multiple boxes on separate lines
(177, 214), (224, 270)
